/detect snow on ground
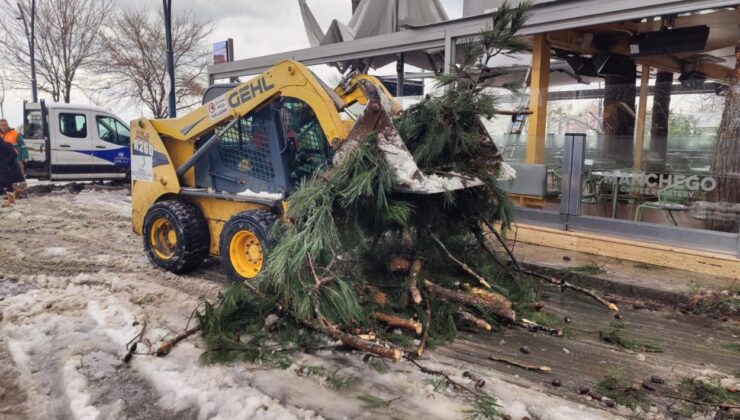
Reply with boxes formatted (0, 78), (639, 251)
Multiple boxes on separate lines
(0, 189), (617, 419)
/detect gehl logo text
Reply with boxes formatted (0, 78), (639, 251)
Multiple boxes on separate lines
(228, 76), (276, 108)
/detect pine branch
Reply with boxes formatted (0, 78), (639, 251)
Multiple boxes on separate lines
(429, 231), (493, 289)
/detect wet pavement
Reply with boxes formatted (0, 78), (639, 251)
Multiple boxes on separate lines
(438, 283), (740, 416)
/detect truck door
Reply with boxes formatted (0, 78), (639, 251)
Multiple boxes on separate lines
(23, 101), (51, 180)
(91, 115), (131, 179)
(51, 111), (94, 179)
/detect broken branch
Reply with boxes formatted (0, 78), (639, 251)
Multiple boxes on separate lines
(456, 310), (492, 331)
(425, 279), (516, 322)
(364, 285), (389, 306)
(307, 319), (402, 361)
(389, 256), (412, 273)
(531, 271), (619, 313)
(658, 393), (740, 410)
(488, 356), (551, 372)
(372, 311), (423, 335)
(477, 219), (619, 313)
(408, 259), (423, 305)
(514, 318), (563, 336)
(479, 219), (522, 270)
(405, 356), (479, 397)
(429, 231), (492, 289)
(155, 325), (202, 357)
(417, 293), (432, 357)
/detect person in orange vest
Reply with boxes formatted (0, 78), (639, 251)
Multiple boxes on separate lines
(0, 119), (28, 202)
(0, 119), (29, 174)
(0, 138), (24, 206)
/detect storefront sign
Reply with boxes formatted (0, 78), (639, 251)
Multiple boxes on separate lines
(601, 172), (718, 196)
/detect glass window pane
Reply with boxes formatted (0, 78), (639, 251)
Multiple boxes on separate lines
(59, 113), (87, 138)
(97, 116), (112, 141)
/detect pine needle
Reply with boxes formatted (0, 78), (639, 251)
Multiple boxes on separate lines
(599, 324), (664, 352)
(357, 393), (402, 409)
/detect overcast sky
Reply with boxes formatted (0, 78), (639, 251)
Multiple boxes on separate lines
(3, 0), (463, 126)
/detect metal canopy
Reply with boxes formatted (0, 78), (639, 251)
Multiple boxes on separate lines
(208, 0), (740, 80)
(299, 0), (449, 70)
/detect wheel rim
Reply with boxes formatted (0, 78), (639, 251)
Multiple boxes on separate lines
(150, 218), (177, 260)
(229, 230), (263, 279)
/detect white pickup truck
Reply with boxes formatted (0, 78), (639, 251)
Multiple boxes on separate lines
(23, 100), (131, 181)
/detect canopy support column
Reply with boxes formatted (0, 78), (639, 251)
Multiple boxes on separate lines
(526, 34), (550, 164)
(633, 67), (650, 171)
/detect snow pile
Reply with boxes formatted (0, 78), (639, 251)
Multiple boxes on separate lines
(497, 161), (517, 182)
(63, 357), (100, 420)
(43, 247), (68, 256)
(378, 131), (484, 194)
(87, 298), (310, 420)
(2, 277), (313, 420)
(235, 189), (284, 201)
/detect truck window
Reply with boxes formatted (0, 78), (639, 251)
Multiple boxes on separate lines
(97, 116), (130, 146)
(24, 110), (44, 139)
(59, 113), (87, 138)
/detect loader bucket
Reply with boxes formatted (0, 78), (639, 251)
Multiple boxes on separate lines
(333, 80), (483, 195)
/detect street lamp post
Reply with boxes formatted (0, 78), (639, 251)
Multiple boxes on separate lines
(163, 0), (176, 118)
(17, 0), (38, 103)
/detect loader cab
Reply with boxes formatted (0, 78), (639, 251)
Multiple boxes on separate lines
(196, 86), (332, 197)
(23, 100), (131, 181)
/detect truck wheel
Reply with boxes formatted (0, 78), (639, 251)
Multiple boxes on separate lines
(220, 210), (278, 282)
(142, 200), (209, 274)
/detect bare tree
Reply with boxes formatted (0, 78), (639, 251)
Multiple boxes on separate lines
(0, 0), (113, 103)
(602, 69), (637, 167)
(708, 42), (739, 233)
(0, 75), (6, 118)
(97, 9), (212, 118)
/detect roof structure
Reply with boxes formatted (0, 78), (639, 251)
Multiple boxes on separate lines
(209, 0), (739, 81)
(299, 0), (448, 70)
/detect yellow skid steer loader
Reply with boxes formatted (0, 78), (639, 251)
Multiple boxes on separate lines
(131, 60), (479, 281)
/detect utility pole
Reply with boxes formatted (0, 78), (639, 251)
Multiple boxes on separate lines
(163, 0), (176, 118)
(394, 0), (404, 99)
(17, 0), (38, 103)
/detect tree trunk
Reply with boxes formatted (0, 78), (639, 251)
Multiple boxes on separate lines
(648, 71), (673, 172)
(603, 66), (637, 167)
(708, 43), (740, 233)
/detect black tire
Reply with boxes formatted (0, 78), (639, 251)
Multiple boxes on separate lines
(142, 200), (210, 274)
(219, 209), (278, 282)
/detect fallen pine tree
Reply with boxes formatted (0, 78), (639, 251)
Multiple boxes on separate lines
(130, 3), (619, 405)
(180, 1), (618, 366)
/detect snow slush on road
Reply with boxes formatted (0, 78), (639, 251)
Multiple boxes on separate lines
(0, 172), (737, 420)
(0, 189), (621, 420)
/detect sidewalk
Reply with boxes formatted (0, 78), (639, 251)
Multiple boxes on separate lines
(509, 240), (738, 307)
(436, 241), (740, 418)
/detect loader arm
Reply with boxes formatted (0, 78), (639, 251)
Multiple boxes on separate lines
(334, 73), (402, 114)
(150, 61), (351, 148)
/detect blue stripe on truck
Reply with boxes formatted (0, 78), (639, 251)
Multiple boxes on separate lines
(65, 147), (131, 166)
